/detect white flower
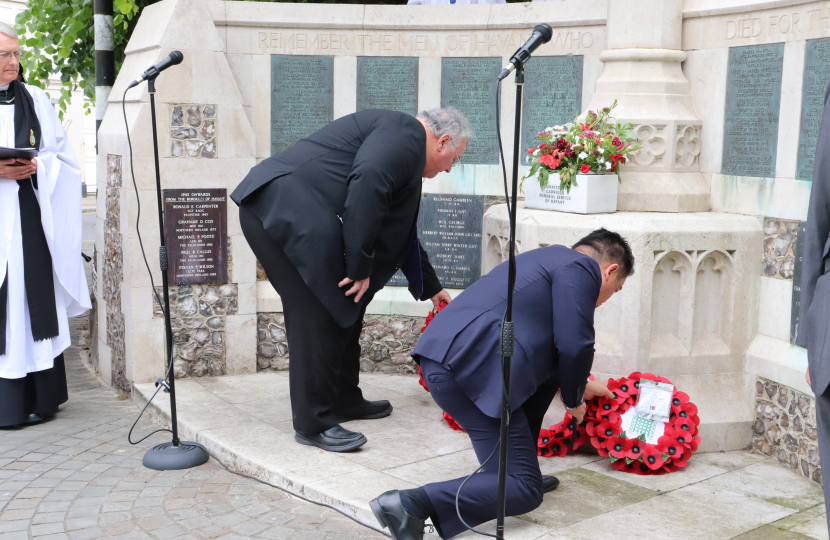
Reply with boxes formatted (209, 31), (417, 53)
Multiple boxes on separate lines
(598, 157), (605, 164)
(598, 148), (605, 154)
(533, 149), (540, 156)
(578, 152), (588, 160)
(553, 125), (563, 131)
(605, 161), (612, 170)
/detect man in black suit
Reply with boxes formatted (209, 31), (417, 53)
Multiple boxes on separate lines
(797, 81), (830, 536)
(370, 229), (633, 539)
(232, 108), (471, 452)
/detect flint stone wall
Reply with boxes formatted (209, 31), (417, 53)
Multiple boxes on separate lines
(103, 155), (129, 393)
(256, 313), (423, 374)
(753, 377), (821, 486)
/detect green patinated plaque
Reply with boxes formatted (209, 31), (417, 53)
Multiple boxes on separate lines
(797, 39), (830, 181)
(522, 56), (583, 156)
(722, 44), (784, 178)
(357, 57), (419, 116)
(271, 55), (333, 155)
(441, 57), (501, 165)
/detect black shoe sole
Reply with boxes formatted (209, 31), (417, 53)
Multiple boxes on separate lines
(543, 477), (560, 493)
(336, 403), (393, 422)
(294, 432), (367, 452)
(370, 498), (390, 531)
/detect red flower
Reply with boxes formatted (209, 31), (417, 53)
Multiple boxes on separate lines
(443, 412), (464, 432)
(641, 446), (664, 470)
(623, 438), (644, 460)
(580, 164), (591, 173)
(669, 416), (698, 437)
(597, 396), (620, 414)
(674, 448), (691, 467)
(612, 137), (622, 147)
(608, 377), (631, 401)
(609, 153), (626, 172)
(556, 139), (569, 150)
(689, 433), (701, 452)
(610, 458), (630, 472)
(417, 366), (429, 393)
(663, 427), (691, 449)
(538, 429), (553, 448)
(662, 460), (679, 473)
(592, 437), (610, 458)
(527, 147), (535, 155)
(596, 420), (618, 439)
(672, 391), (690, 407)
(657, 435), (683, 460)
(679, 402), (700, 424)
(597, 410), (621, 426)
(540, 153), (561, 169)
(421, 300), (449, 333)
(608, 437), (627, 459)
(595, 138), (602, 145)
(547, 439), (569, 457)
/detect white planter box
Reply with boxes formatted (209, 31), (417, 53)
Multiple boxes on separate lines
(523, 173), (619, 214)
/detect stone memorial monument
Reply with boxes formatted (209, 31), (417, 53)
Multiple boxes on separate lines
(94, 0), (825, 480)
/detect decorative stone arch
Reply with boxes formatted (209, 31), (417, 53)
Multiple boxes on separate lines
(691, 250), (735, 356)
(649, 250), (695, 357)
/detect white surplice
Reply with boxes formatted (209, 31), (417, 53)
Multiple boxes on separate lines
(0, 84), (91, 379)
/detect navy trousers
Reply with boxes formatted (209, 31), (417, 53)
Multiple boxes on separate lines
(420, 358), (559, 539)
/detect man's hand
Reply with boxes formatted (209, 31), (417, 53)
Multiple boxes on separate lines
(339, 277), (370, 303)
(585, 379), (615, 401)
(0, 158), (36, 180)
(430, 289), (452, 309)
(806, 369), (812, 389)
(567, 402), (587, 424)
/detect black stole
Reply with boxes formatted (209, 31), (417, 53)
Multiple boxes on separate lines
(0, 81), (58, 356)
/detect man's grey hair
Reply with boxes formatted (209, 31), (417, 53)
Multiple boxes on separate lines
(0, 22), (18, 41)
(417, 107), (474, 146)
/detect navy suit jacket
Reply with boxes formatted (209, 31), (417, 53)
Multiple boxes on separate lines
(413, 245), (601, 418)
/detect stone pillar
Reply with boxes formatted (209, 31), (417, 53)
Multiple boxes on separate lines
(95, 0), (257, 385)
(586, 0), (709, 212)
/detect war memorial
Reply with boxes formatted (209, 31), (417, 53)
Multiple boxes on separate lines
(88, 0), (830, 536)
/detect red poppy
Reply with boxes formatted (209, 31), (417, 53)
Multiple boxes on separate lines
(597, 396), (620, 414)
(417, 366), (430, 393)
(608, 377), (631, 400)
(672, 391), (690, 408)
(674, 448), (691, 467)
(443, 412), (464, 432)
(585, 419), (599, 437)
(596, 420), (618, 439)
(610, 458), (630, 472)
(663, 427), (691, 449)
(547, 439), (569, 457)
(623, 438), (644, 460)
(689, 433), (700, 452)
(679, 402), (699, 422)
(608, 437), (627, 459)
(662, 460), (679, 473)
(641, 446), (664, 470)
(657, 436), (683, 460)
(538, 429), (553, 448)
(669, 416), (698, 437)
(573, 428), (589, 449)
(597, 410), (621, 426)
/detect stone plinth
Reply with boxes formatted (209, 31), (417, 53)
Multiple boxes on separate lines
(484, 204), (763, 451)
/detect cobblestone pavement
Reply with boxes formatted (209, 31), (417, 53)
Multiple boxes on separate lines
(0, 316), (385, 540)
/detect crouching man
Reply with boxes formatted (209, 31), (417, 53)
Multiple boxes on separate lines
(370, 229), (634, 539)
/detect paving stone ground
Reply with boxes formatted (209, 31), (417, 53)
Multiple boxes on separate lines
(0, 316), (385, 540)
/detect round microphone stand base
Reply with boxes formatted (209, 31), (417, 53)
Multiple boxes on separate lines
(142, 441), (209, 471)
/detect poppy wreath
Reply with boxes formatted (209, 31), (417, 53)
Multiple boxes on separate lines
(416, 304), (701, 474)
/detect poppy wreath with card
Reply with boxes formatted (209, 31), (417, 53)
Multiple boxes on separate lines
(538, 372), (701, 475)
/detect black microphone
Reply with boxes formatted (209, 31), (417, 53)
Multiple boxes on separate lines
(127, 51), (184, 89)
(498, 24), (553, 80)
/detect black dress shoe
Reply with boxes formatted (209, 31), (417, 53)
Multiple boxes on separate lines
(26, 413), (44, 425)
(542, 475), (560, 493)
(370, 490), (425, 540)
(335, 399), (393, 422)
(294, 425), (367, 452)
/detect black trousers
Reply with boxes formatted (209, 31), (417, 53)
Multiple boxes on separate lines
(419, 358), (559, 539)
(240, 205), (366, 434)
(0, 353), (67, 427)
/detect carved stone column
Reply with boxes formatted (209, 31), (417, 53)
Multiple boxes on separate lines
(586, 0), (709, 212)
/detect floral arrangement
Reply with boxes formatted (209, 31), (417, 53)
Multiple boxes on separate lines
(523, 101), (643, 193)
(418, 304), (701, 475)
(540, 372), (700, 475)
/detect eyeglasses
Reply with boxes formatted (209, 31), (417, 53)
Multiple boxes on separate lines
(451, 145), (462, 168)
(0, 50), (24, 60)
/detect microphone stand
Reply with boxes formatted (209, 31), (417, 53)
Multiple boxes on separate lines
(495, 63), (524, 540)
(141, 74), (209, 471)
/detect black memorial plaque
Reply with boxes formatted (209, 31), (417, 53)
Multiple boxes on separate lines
(722, 44), (784, 178)
(797, 39), (830, 181)
(357, 57), (419, 116)
(791, 221), (806, 345)
(441, 58), (500, 165)
(164, 189), (228, 285)
(271, 55), (333, 154)
(387, 194), (484, 289)
(522, 56), (583, 155)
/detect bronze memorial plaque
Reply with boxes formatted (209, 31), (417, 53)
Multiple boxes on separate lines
(163, 188), (228, 285)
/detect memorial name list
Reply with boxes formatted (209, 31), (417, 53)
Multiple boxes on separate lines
(164, 189), (228, 285)
(271, 55), (333, 154)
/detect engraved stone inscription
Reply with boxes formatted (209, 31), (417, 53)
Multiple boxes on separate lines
(164, 189), (228, 285)
(441, 58), (500, 164)
(797, 39), (830, 180)
(357, 57), (418, 116)
(792, 221), (806, 345)
(522, 56), (583, 156)
(388, 194), (484, 289)
(271, 55), (333, 154)
(722, 44), (784, 178)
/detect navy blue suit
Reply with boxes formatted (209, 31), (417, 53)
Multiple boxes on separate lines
(413, 245), (601, 538)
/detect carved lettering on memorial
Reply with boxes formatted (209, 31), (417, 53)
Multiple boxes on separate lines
(257, 31), (597, 56)
(441, 58), (500, 164)
(675, 125), (701, 168)
(722, 44), (784, 178)
(629, 124), (667, 167)
(521, 56), (583, 155)
(797, 39), (830, 181)
(271, 55), (333, 154)
(357, 57), (418, 116)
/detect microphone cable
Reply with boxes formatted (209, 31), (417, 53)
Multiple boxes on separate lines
(452, 75), (517, 540)
(119, 87), (392, 538)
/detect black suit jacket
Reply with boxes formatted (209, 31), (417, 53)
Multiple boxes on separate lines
(231, 110), (442, 328)
(414, 246), (600, 418)
(797, 81), (830, 395)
